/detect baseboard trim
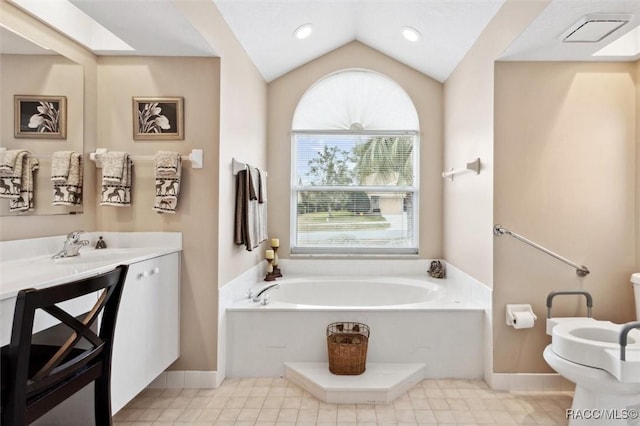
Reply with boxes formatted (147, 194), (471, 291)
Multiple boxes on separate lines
(147, 370), (574, 393)
(486, 372), (575, 392)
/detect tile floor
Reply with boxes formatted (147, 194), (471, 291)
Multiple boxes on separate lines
(113, 377), (574, 425)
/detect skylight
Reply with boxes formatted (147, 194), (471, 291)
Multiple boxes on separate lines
(593, 24), (640, 57)
(9, 0), (134, 52)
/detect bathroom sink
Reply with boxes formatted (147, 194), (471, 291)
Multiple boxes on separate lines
(52, 248), (150, 264)
(1, 247), (173, 301)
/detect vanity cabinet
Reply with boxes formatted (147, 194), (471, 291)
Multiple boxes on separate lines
(111, 252), (180, 413)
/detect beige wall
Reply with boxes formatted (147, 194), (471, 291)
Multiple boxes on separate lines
(172, 0), (269, 288)
(268, 41), (443, 258)
(1, 0), (268, 372)
(0, 0), (97, 240)
(494, 61), (637, 372)
(1, 55), (84, 216)
(443, 0), (550, 286)
(96, 56), (221, 371)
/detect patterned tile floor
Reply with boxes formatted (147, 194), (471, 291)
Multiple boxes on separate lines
(113, 377), (574, 425)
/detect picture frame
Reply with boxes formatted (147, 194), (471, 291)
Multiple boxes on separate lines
(14, 95), (67, 139)
(133, 96), (184, 140)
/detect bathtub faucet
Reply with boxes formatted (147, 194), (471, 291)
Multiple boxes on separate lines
(251, 283), (280, 304)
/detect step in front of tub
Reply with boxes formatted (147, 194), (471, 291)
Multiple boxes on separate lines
(284, 362), (425, 404)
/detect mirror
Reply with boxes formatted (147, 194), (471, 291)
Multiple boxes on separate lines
(0, 26), (84, 216)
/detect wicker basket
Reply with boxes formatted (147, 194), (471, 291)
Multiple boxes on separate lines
(326, 322), (370, 375)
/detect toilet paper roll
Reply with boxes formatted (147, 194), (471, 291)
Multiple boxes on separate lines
(512, 311), (535, 329)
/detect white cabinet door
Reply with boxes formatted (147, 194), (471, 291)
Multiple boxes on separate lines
(111, 260), (148, 413)
(146, 252), (180, 381)
(111, 253), (181, 414)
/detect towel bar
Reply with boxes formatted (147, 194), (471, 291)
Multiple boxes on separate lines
(442, 158), (480, 181)
(89, 148), (203, 169)
(232, 158), (267, 176)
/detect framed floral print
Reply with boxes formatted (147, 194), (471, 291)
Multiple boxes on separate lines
(14, 95), (67, 139)
(133, 96), (184, 140)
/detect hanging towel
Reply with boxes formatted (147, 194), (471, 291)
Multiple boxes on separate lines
(0, 152), (39, 212)
(155, 150), (180, 174)
(50, 151), (74, 182)
(100, 152), (131, 207)
(234, 164), (267, 251)
(0, 150), (29, 199)
(0, 149), (27, 176)
(153, 151), (181, 214)
(256, 168), (267, 244)
(10, 155), (38, 212)
(52, 152), (83, 206)
(101, 151), (127, 182)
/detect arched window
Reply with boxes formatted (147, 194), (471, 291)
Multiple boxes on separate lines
(291, 69), (420, 254)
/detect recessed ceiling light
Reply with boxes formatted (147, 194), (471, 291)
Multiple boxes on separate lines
(294, 24), (313, 40)
(402, 26), (421, 42)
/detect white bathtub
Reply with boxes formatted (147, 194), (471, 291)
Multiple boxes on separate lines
(225, 268), (491, 378)
(266, 276), (440, 307)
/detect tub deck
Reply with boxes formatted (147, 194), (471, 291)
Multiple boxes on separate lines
(226, 273), (489, 378)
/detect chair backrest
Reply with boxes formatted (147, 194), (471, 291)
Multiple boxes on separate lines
(2, 264), (128, 425)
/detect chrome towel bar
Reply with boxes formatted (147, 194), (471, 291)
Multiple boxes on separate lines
(494, 225), (590, 277)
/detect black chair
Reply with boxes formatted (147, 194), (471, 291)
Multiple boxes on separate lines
(1, 264), (128, 425)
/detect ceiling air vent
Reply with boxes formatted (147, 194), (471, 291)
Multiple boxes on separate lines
(562, 14), (631, 43)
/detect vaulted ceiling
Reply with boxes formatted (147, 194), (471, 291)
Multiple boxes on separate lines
(5, 0), (640, 83)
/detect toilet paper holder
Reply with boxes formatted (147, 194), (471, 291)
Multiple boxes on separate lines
(506, 304), (537, 327)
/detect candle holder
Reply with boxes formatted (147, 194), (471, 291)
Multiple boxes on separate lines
(272, 246), (283, 278)
(264, 258), (276, 281)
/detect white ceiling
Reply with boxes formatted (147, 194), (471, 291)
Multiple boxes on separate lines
(4, 0), (640, 83)
(500, 0), (640, 62)
(212, 0), (505, 82)
(68, 0), (216, 56)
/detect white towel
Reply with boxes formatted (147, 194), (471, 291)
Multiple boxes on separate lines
(52, 152), (83, 206)
(153, 151), (181, 214)
(101, 152), (131, 207)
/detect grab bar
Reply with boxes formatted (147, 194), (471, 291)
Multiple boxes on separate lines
(494, 225), (590, 277)
(546, 290), (593, 319)
(620, 321), (640, 361)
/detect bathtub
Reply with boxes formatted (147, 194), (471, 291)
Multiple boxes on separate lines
(225, 265), (490, 378)
(265, 276), (441, 307)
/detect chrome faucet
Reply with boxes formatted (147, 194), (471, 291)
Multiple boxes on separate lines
(51, 230), (90, 259)
(250, 283), (280, 304)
